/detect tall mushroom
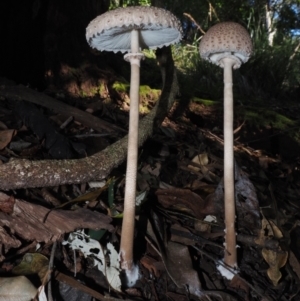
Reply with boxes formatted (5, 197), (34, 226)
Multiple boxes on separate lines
(199, 22), (252, 270)
(86, 6), (182, 284)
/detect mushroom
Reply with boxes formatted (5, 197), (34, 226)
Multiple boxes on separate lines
(86, 6), (182, 285)
(199, 22), (252, 270)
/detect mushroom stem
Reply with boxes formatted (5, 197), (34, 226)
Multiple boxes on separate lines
(120, 29), (144, 275)
(131, 29), (139, 53)
(222, 57), (237, 269)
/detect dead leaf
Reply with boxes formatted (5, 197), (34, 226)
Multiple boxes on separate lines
(255, 214), (282, 247)
(268, 220), (283, 239)
(140, 256), (162, 278)
(156, 188), (219, 219)
(188, 153), (209, 172)
(164, 241), (203, 297)
(12, 253), (49, 281)
(0, 129), (16, 150)
(206, 162), (261, 230)
(234, 163), (261, 229)
(262, 248), (288, 286)
(255, 215), (273, 246)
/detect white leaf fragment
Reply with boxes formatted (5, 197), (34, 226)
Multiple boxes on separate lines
(63, 230), (122, 292)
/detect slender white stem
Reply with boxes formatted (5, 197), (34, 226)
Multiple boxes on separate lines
(120, 29), (142, 275)
(222, 57), (237, 269)
(131, 29), (139, 53)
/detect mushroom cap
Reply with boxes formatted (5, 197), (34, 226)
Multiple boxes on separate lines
(86, 6), (183, 53)
(199, 22), (253, 69)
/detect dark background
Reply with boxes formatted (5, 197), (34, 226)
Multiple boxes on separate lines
(0, 0), (110, 89)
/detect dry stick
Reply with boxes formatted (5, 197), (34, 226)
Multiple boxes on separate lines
(183, 13), (206, 35)
(192, 246), (273, 301)
(54, 271), (108, 301)
(47, 241), (57, 301)
(0, 47), (178, 190)
(206, 0), (220, 22)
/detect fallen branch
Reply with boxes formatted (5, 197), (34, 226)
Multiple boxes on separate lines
(0, 84), (126, 135)
(0, 47), (178, 190)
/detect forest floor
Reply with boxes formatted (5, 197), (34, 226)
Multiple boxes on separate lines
(0, 57), (300, 301)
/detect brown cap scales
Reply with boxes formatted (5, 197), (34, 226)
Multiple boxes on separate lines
(199, 22), (253, 69)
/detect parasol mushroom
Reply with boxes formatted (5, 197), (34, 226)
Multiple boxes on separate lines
(199, 22), (252, 271)
(86, 6), (182, 285)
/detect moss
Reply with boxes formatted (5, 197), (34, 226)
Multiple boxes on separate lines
(239, 106), (295, 130)
(143, 49), (156, 59)
(79, 86), (99, 98)
(98, 82), (108, 98)
(191, 97), (220, 106)
(139, 85), (161, 114)
(139, 85), (160, 100)
(112, 81), (129, 93)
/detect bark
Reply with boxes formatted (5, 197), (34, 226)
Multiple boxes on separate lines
(0, 198), (113, 261)
(0, 47), (178, 190)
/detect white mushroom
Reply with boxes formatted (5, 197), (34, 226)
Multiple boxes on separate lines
(199, 22), (252, 270)
(86, 6), (182, 285)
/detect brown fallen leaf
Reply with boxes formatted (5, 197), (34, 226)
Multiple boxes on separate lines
(164, 241), (203, 297)
(187, 152), (209, 172)
(0, 129), (16, 150)
(140, 255), (163, 278)
(262, 248), (288, 286)
(12, 253), (49, 281)
(204, 162), (261, 230)
(156, 188), (219, 220)
(255, 215), (276, 246)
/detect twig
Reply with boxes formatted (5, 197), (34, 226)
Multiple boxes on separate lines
(60, 116), (74, 130)
(47, 241), (57, 301)
(183, 13), (206, 35)
(233, 120), (245, 134)
(206, 1), (220, 22)
(192, 246), (273, 301)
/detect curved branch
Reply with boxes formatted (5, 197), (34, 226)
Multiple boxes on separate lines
(0, 47), (178, 190)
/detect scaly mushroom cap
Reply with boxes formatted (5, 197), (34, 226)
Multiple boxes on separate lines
(86, 6), (183, 53)
(199, 22), (253, 69)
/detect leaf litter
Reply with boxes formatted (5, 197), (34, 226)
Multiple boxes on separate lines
(0, 78), (300, 300)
